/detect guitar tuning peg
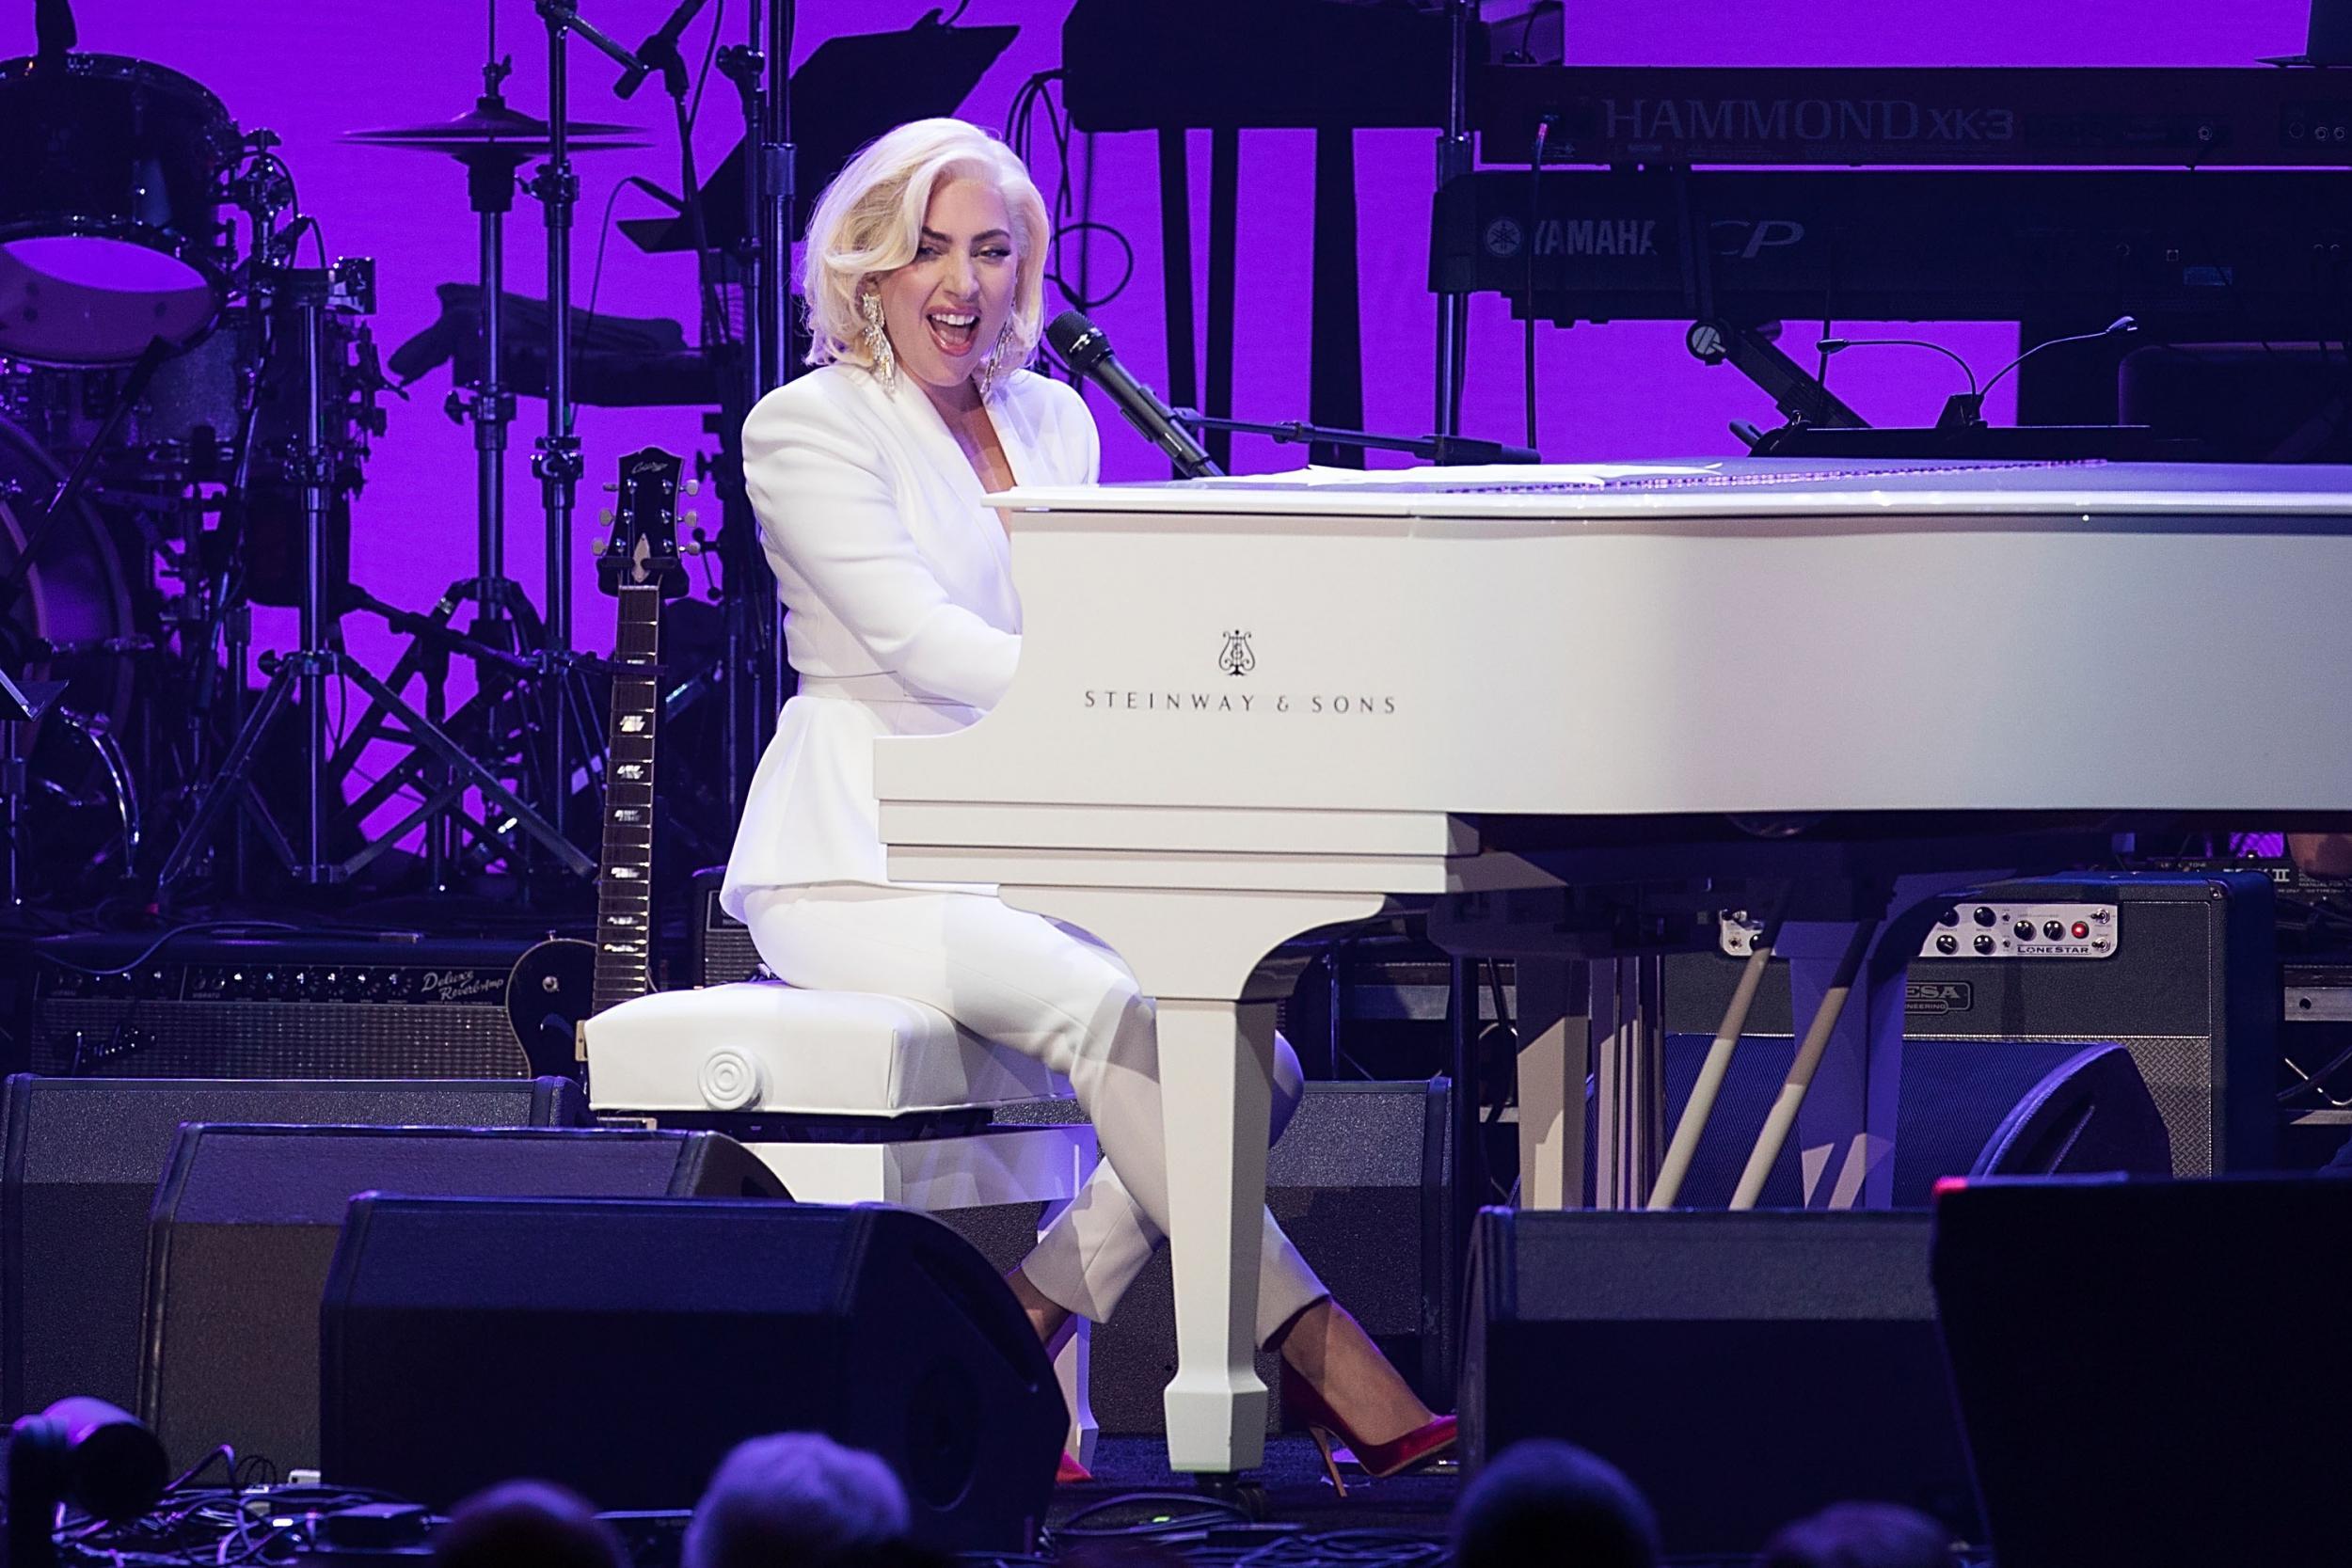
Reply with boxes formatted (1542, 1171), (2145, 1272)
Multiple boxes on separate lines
(679, 537), (706, 556)
(683, 479), (701, 497)
(600, 482), (619, 493)
(681, 510), (698, 531)
(598, 508), (615, 526)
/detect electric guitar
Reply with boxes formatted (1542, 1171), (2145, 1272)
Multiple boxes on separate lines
(589, 445), (689, 1012)
(505, 446), (690, 1076)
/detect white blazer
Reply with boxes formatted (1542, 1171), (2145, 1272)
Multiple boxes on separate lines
(719, 360), (1101, 913)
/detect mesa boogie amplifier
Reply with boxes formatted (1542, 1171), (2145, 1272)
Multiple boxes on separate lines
(692, 867), (766, 988)
(29, 931), (582, 1080)
(1668, 873), (2276, 1177)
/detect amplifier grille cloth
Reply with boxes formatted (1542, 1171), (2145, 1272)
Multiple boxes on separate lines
(33, 1003), (526, 1079)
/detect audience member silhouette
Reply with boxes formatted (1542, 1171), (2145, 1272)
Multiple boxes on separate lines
(1757, 1500), (1957, 1568)
(1451, 1438), (1661, 1568)
(431, 1480), (628, 1568)
(681, 1433), (915, 1568)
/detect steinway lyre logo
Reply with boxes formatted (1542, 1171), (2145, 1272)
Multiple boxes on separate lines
(1217, 628), (1256, 677)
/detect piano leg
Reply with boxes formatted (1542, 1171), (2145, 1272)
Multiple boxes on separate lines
(1591, 957), (1667, 1209)
(995, 884), (1388, 1474)
(1516, 956), (1667, 1210)
(1516, 959), (1588, 1210)
(1157, 994), (1279, 1465)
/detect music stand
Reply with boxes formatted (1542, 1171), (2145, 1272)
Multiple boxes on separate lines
(620, 21), (1018, 254)
(2, 669), (70, 909)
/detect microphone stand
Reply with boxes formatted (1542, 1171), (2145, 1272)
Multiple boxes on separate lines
(526, 0), (643, 876)
(1171, 408), (1540, 467)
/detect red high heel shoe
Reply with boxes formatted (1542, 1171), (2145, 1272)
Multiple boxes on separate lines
(1280, 1362), (1457, 1497)
(1055, 1451), (1093, 1485)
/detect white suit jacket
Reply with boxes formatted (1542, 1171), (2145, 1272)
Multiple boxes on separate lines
(719, 360), (1101, 912)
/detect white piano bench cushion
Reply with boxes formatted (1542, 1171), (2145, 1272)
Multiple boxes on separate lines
(583, 981), (1067, 1116)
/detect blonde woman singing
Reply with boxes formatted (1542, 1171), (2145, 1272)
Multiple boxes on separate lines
(722, 119), (1453, 1486)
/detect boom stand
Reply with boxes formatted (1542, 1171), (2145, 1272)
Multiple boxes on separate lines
(707, 0), (796, 814)
(525, 0), (643, 857)
(155, 270), (594, 902)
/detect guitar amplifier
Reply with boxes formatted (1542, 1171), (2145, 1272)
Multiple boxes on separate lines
(1665, 872), (2276, 1177)
(692, 867), (766, 988)
(29, 931), (585, 1080)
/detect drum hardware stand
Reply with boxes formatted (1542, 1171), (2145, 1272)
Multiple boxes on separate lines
(0, 668), (69, 909)
(154, 266), (594, 903)
(444, 56), (547, 657)
(326, 585), (557, 887)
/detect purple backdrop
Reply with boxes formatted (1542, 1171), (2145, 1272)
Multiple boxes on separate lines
(0, 0), (2317, 669)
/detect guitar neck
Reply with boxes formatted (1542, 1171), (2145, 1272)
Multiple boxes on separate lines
(593, 583), (660, 1012)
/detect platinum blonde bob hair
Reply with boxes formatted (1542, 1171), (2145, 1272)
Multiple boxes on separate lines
(801, 118), (1051, 378)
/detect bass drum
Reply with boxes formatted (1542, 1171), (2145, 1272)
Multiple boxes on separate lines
(0, 55), (238, 366)
(0, 412), (147, 890)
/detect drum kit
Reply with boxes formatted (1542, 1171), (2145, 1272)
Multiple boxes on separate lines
(0, 6), (735, 911)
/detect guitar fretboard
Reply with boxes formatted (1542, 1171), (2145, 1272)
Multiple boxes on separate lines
(593, 583), (660, 1013)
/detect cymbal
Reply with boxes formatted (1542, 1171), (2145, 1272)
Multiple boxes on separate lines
(345, 100), (650, 156)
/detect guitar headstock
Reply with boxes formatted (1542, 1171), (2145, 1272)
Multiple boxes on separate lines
(598, 446), (690, 598)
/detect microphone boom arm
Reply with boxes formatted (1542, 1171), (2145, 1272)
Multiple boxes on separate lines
(1171, 409), (1539, 467)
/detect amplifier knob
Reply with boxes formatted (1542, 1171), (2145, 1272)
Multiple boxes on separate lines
(1974, 934), (1996, 956)
(699, 1048), (762, 1111)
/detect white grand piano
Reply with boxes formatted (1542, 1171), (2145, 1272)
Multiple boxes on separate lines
(873, 458), (2352, 1475)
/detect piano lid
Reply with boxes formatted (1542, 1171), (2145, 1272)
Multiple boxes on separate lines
(983, 458), (2352, 523)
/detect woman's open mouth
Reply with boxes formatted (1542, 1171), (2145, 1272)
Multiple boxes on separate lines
(928, 310), (979, 356)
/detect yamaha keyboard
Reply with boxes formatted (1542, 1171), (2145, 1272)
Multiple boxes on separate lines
(873, 459), (2352, 1475)
(1473, 66), (2352, 166)
(1431, 167), (2352, 328)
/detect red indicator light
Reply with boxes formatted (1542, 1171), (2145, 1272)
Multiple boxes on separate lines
(2071, 921), (2090, 939)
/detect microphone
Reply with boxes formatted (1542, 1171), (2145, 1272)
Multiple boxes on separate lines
(615, 0), (709, 101)
(1046, 310), (1224, 480)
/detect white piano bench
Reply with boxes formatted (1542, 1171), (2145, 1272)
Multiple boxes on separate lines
(581, 980), (1100, 1460)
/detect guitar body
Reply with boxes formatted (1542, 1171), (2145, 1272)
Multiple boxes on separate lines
(505, 936), (596, 1078)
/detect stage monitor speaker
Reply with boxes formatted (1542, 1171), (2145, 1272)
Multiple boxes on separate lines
(1463, 1207), (1977, 1558)
(0, 1075), (584, 1421)
(1934, 1177), (2352, 1567)
(140, 1124), (781, 1477)
(1664, 872), (2276, 1177)
(320, 1196), (1063, 1552)
(1039, 1078), (1453, 1434)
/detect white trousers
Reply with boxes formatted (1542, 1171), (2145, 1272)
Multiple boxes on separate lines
(742, 884), (1329, 1346)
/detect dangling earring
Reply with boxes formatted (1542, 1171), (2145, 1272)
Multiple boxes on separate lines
(976, 321), (1018, 401)
(860, 287), (896, 394)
